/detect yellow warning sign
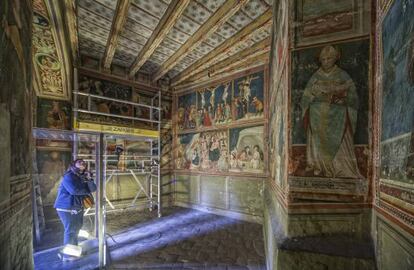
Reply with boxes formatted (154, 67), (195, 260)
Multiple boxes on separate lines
(73, 120), (159, 138)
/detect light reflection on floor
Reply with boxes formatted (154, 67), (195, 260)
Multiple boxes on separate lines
(34, 207), (266, 270)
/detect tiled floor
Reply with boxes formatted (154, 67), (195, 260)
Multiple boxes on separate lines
(34, 207), (266, 270)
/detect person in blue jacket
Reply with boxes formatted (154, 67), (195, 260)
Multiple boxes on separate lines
(54, 159), (96, 251)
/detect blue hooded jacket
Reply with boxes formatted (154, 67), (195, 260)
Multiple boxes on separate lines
(54, 167), (97, 210)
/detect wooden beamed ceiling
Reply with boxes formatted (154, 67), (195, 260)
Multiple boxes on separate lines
(74, 0), (272, 87)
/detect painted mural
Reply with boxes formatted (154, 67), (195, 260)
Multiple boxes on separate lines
(176, 71), (265, 131)
(78, 75), (133, 125)
(177, 92), (197, 130)
(273, 0), (289, 83)
(160, 127), (173, 170)
(380, 0), (414, 184)
(291, 40), (369, 179)
(36, 150), (71, 205)
(269, 68), (287, 187)
(268, 0), (289, 188)
(175, 126), (265, 174)
(176, 130), (228, 172)
(32, 0), (69, 100)
(37, 98), (71, 130)
(229, 126), (264, 173)
(293, 0), (370, 47)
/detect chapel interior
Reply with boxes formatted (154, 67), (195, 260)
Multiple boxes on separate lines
(0, 0), (413, 269)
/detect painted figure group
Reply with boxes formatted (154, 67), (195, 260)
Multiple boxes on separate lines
(176, 131), (264, 173)
(177, 76), (263, 130)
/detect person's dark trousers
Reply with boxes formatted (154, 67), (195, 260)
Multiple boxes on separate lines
(57, 210), (84, 245)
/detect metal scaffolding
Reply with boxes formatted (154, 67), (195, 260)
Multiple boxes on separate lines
(72, 68), (162, 219)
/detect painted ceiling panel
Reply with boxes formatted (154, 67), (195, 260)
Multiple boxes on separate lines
(113, 51), (135, 65)
(78, 23), (109, 45)
(80, 49), (102, 61)
(117, 44), (141, 57)
(175, 15), (201, 36)
(128, 4), (160, 30)
(183, 1), (212, 24)
(250, 28), (270, 42)
(151, 51), (170, 63)
(196, 42), (214, 54)
(228, 10), (253, 30)
(242, 0), (268, 20)
(186, 49), (205, 60)
(167, 27), (191, 44)
(120, 29), (147, 47)
(117, 36), (143, 52)
(131, 0), (168, 19)
(75, 0), (271, 82)
(167, 69), (180, 78)
(78, 0), (115, 20)
(160, 38), (182, 51)
(140, 61), (160, 73)
(155, 45), (176, 57)
(112, 58), (128, 67)
(80, 39), (105, 53)
(152, 50), (168, 62)
(180, 55), (197, 66)
(78, 7), (112, 30)
(79, 31), (107, 48)
(215, 23), (238, 39)
(196, 0), (226, 13)
(204, 33), (225, 47)
(124, 19), (153, 38)
(95, 0), (117, 10)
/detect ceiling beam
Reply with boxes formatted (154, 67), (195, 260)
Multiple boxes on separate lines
(152, 0), (250, 82)
(102, 0), (131, 71)
(128, 0), (191, 78)
(64, 0), (79, 66)
(209, 49), (269, 77)
(183, 37), (270, 84)
(171, 8), (272, 86)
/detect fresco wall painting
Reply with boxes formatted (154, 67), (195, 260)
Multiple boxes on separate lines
(293, 0), (371, 47)
(268, 0), (290, 191)
(78, 74), (133, 125)
(176, 71), (265, 132)
(269, 67), (288, 189)
(290, 39), (370, 181)
(377, 0), (414, 226)
(174, 70), (266, 176)
(33, 0), (70, 100)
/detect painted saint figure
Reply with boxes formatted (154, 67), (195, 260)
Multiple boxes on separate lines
(47, 101), (68, 129)
(301, 45), (362, 179)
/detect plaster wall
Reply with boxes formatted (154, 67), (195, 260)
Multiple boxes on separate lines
(0, 0), (34, 269)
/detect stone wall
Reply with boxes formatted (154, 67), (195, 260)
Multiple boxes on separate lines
(0, 0), (34, 269)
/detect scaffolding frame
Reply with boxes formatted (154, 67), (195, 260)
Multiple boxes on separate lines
(73, 67), (162, 216)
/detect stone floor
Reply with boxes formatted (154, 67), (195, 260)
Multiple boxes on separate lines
(34, 207), (266, 270)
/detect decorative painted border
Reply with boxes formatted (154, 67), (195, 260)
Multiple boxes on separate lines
(373, 0), (414, 230)
(289, 176), (368, 195)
